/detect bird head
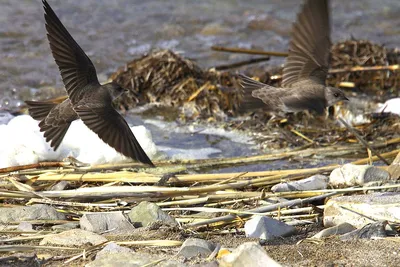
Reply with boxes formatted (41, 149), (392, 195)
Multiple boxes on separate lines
(107, 83), (128, 100)
(325, 87), (349, 106)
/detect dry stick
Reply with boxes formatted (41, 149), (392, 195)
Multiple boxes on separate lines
(339, 117), (390, 165)
(329, 64), (399, 74)
(0, 162), (70, 174)
(213, 57), (270, 71)
(186, 192), (339, 228)
(211, 46), (289, 57)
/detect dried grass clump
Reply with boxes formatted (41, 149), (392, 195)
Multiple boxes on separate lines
(327, 40), (399, 92)
(110, 50), (241, 120)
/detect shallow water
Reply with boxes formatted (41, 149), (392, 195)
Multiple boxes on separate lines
(1, 0), (399, 169)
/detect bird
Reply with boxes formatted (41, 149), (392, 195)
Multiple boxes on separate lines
(238, 0), (348, 116)
(25, 0), (154, 167)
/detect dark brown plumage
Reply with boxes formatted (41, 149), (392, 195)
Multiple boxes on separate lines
(26, 0), (154, 167)
(239, 0), (348, 115)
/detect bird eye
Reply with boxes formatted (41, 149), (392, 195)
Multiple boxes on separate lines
(334, 93), (339, 97)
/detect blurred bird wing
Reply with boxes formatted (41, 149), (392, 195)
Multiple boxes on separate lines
(74, 105), (154, 166)
(282, 0), (331, 87)
(238, 74), (267, 90)
(43, 0), (100, 103)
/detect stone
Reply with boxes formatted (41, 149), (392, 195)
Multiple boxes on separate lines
(271, 174), (328, 192)
(17, 222), (33, 231)
(324, 192), (400, 228)
(128, 201), (178, 227)
(244, 216), (296, 240)
(329, 164), (390, 187)
(177, 238), (216, 258)
(40, 229), (107, 247)
(0, 204), (66, 224)
(80, 211), (135, 234)
(340, 221), (387, 240)
(312, 223), (356, 239)
(49, 181), (69, 191)
(200, 22), (232, 36)
(96, 242), (133, 257)
(87, 250), (185, 267)
(219, 242), (281, 267)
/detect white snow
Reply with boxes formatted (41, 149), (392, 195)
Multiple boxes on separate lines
(0, 115), (157, 168)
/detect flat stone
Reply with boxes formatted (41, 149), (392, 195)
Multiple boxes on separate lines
(244, 216), (296, 240)
(0, 204), (66, 224)
(312, 223), (356, 239)
(219, 242), (281, 267)
(96, 242), (133, 257)
(177, 238), (216, 258)
(80, 211), (135, 234)
(17, 222), (33, 232)
(329, 164), (390, 187)
(324, 192), (400, 228)
(271, 174), (328, 192)
(87, 251), (185, 267)
(340, 221), (387, 240)
(127, 201), (178, 227)
(40, 229), (107, 247)
(49, 181), (69, 191)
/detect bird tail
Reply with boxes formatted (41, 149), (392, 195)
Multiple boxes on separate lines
(25, 100), (57, 121)
(237, 74), (267, 113)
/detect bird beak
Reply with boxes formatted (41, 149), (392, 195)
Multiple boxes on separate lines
(344, 96), (349, 101)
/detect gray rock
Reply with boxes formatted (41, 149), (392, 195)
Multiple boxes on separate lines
(329, 164), (390, 187)
(0, 204), (66, 223)
(51, 222), (80, 231)
(128, 201), (178, 227)
(219, 242), (281, 267)
(177, 238), (216, 258)
(17, 222), (33, 232)
(244, 216), (296, 240)
(324, 192), (400, 228)
(340, 221), (387, 241)
(49, 181), (69, 191)
(312, 223), (356, 239)
(80, 211), (135, 234)
(271, 174), (328, 192)
(40, 229), (107, 247)
(87, 251), (185, 267)
(96, 242), (133, 257)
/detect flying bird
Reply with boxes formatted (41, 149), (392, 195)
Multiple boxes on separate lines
(239, 0), (348, 115)
(26, 0), (154, 166)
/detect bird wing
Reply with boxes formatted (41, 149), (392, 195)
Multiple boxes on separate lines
(74, 104), (154, 166)
(281, 92), (326, 114)
(282, 0), (331, 87)
(42, 0), (100, 104)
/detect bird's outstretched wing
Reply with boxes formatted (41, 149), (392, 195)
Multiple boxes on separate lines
(42, 0), (100, 103)
(74, 104), (155, 166)
(282, 0), (331, 87)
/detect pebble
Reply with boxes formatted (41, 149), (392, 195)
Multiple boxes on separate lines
(0, 204), (66, 224)
(80, 211), (135, 234)
(312, 223), (356, 239)
(40, 229), (107, 247)
(329, 164), (390, 187)
(17, 222), (33, 232)
(177, 238), (216, 259)
(219, 242), (281, 267)
(271, 174), (328, 192)
(340, 221), (387, 240)
(244, 216), (296, 240)
(127, 201), (178, 227)
(324, 192), (400, 228)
